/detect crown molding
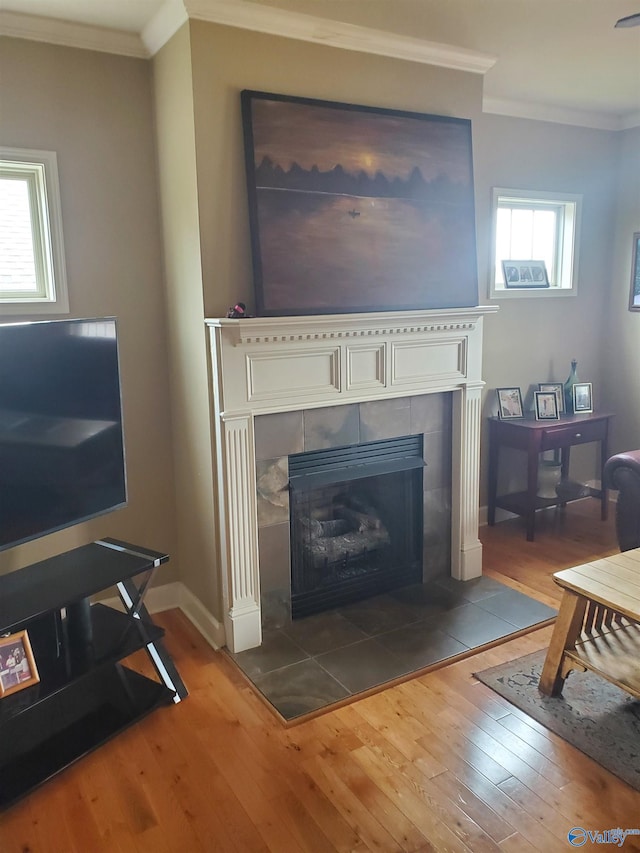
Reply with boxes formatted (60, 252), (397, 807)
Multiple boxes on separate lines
(0, 10), (148, 58)
(142, 0), (188, 56)
(482, 95), (639, 132)
(2, 1), (636, 131)
(182, 0), (496, 74)
(0, 1), (496, 74)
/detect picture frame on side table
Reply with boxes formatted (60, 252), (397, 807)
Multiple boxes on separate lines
(0, 630), (40, 698)
(496, 387), (524, 419)
(534, 391), (560, 420)
(629, 232), (640, 312)
(539, 382), (564, 414)
(573, 382), (593, 413)
(502, 260), (549, 288)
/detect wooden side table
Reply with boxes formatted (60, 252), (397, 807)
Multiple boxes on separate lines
(488, 412), (613, 541)
(539, 550), (640, 699)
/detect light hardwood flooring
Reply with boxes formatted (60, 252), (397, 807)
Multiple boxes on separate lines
(1, 501), (639, 852)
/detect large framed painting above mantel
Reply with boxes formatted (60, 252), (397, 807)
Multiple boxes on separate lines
(241, 90), (479, 317)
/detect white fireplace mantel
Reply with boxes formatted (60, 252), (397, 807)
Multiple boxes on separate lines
(206, 306), (497, 652)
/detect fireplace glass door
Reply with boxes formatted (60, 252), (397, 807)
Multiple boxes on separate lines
(289, 436), (424, 618)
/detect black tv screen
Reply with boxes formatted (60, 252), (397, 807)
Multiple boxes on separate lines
(0, 317), (127, 552)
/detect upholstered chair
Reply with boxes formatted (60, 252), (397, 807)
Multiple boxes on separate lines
(603, 450), (640, 552)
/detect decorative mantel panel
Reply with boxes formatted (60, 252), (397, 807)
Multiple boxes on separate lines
(206, 307), (497, 652)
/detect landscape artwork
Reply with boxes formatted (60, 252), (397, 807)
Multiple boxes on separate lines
(241, 91), (479, 316)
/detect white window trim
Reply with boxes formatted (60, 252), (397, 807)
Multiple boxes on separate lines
(0, 147), (69, 315)
(489, 187), (582, 299)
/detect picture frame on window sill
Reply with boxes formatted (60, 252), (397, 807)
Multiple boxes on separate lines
(534, 391), (560, 420)
(0, 629), (40, 698)
(629, 232), (640, 312)
(496, 387), (524, 419)
(573, 382), (593, 414)
(538, 382), (564, 414)
(502, 260), (550, 289)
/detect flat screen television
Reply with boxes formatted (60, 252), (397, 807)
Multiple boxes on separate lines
(0, 317), (127, 552)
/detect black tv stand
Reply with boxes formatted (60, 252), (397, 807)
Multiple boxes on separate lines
(0, 539), (187, 810)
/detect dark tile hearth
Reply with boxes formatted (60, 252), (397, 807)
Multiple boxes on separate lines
(228, 576), (557, 721)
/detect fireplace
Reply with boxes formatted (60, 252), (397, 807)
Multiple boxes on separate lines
(206, 307), (497, 652)
(289, 435), (424, 618)
(254, 397), (451, 629)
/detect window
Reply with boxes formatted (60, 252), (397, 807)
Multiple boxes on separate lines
(0, 148), (68, 315)
(489, 188), (581, 298)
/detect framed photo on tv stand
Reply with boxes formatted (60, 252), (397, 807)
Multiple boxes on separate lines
(0, 629), (40, 698)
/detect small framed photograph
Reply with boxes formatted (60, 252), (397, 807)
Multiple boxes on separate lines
(534, 391), (560, 420)
(629, 232), (640, 312)
(573, 382), (593, 413)
(538, 382), (564, 414)
(502, 260), (550, 288)
(496, 387), (524, 419)
(0, 630), (40, 698)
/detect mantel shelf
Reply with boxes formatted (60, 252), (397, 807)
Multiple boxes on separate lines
(206, 305), (498, 345)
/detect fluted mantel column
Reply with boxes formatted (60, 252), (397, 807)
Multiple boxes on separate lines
(451, 383), (484, 580)
(218, 415), (261, 652)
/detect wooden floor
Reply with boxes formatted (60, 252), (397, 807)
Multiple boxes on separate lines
(2, 502), (639, 852)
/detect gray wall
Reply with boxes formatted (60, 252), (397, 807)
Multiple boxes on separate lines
(474, 113), (619, 497)
(0, 38), (178, 581)
(152, 24), (221, 620)
(604, 126), (640, 454)
(189, 21), (484, 318)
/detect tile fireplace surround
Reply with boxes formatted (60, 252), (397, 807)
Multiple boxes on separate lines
(206, 306), (497, 653)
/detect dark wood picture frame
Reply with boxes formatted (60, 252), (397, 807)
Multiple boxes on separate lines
(629, 232), (640, 312)
(241, 90), (479, 316)
(0, 629), (40, 698)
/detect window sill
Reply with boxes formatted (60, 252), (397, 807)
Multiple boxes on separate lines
(1, 298), (70, 316)
(489, 287), (577, 300)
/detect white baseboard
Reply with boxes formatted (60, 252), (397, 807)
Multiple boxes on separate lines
(177, 584), (226, 650)
(101, 582), (225, 650)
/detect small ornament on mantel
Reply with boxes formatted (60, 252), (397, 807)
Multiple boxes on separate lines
(563, 358), (579, 413)
(226, 302), (251, 319)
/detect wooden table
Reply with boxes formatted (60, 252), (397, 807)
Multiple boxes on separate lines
(539, 549), (640, 699)
(488, 412), (613, 541)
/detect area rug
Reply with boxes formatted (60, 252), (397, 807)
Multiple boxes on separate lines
(475, 650), (640, 791)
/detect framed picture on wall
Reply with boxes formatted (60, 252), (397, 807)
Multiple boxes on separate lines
(241, 90), (479, 316)
(629, 232), (640, 312)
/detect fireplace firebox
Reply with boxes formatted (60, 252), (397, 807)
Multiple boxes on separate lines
(289, 435), (424, 618)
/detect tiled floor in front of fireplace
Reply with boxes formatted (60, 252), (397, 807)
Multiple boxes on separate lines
(227, 575), (556, 721)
